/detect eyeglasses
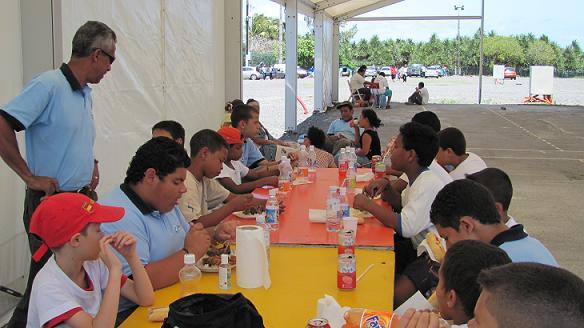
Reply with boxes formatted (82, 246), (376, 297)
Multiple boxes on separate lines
(94, 48), (115, 64)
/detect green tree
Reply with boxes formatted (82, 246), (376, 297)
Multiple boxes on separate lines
(251, 14), (279, 40)
(483, 35), (524, 66)
(297, 34), (314, 69)
(339, 25), (358, 67)
(526, 40), (557, 66)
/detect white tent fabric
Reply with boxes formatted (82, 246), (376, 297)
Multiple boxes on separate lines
(0, 0), (227, 286)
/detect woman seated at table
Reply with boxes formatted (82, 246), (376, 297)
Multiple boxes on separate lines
(352, 109), (381, 166)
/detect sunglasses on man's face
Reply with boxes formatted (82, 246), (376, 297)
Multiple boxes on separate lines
(95, 48), (115, 64)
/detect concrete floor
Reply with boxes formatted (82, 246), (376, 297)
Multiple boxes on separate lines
(284, 103), (584, 278)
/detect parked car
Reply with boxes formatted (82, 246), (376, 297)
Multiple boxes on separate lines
(379, 66), (392, 76)
(297, 67), (308, 79)
(407, 64), (425, 77)
(339, 65), (352, 77)
(365, 66), (378, 77)
(425, 65), (441, 78)
(271, 64), (308, 78)
(504, 67), (517, 80)
(242, 66), (261, 80)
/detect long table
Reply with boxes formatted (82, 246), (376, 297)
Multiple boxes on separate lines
(120, 246), (395, 327)
(122, 168), (396, 327)
(246, 168), (395, 248)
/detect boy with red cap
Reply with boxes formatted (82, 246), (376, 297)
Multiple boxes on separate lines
(27, 193), (154, 328)
(216, 126), (278, 194)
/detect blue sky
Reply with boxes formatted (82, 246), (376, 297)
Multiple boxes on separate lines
(250, 0), (583, 47)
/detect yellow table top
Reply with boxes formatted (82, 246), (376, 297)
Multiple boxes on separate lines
(121, 246), (394, 327)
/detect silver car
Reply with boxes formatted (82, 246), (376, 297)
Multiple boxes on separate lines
(242, 66), (261, 80)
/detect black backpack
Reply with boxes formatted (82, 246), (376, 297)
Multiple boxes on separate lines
(162, 293), (264, 328)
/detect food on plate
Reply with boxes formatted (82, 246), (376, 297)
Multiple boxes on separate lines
(243, 205), (264, 216)
(202, 254), (237, 267)
(350, 208), (372, 222)
(206, 240), (231, 257)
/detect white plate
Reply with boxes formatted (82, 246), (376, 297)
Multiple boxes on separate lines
(196, 254), (236, 273)
(233, 211), (263, 219)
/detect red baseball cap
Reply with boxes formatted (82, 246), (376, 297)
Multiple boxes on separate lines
(29, 193), (125, 262)
(217, 126), (244, 145)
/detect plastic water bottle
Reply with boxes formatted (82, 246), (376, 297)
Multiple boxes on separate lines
(326, 186), (341, 232)
(256, 213), (270, 263)
(338, 148), (348, 180)
(308, 145), (317, 182)
(179, 254), (201, 296)
(265, 188), (280, 230)
(278, 156), (292, 196)
(298, 145), (309, 178)
(218, 254), (232, 290)
(339, 187), (350, 218)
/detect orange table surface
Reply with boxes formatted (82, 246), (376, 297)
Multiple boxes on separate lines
(120, 246), (395, 328)
(238, 168), (394, 248)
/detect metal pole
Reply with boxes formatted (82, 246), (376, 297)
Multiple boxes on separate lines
(478, 0), (485, 104)
(454, 5), (464, 75)
(245, 0), (250, 66)
(278, 4), (283, 64)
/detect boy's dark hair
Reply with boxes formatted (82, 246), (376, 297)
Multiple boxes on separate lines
(152, 120), (185, 142)
(399, 122), (438, 167)
(231, 99), (244, 107)
(378, 72), (386, 77)
(231, 104), (254, 128)
(357, 67), (366, 73)
(418, 82), (425, 88)
(125, 137), (190, 185)
(477, 263), (584, 327)
(438, 127), (466, 156)
(306, 126), (327, 149)
(442, 240), (512, 318)
(411, 111), (441, 133)
(189, 129), (229, 157)
(361, 109), (381, 128)
(466, 168), (513, 211)
(430, 179), (500, 230)
(246, 98), (258, 105)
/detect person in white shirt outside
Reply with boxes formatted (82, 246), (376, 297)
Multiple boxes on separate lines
(354, 122), (447, 306)
(466, 168), (520, 228)
(406, 82), (429, 105)
(436, 127), (487, 180)
(27, 193), (154, 328)
(349, 65), (373, 105)
(373, 72), (392, 109)
(216, 126), (278, 194)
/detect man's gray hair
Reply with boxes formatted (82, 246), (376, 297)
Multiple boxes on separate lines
(71, 21), (116, 58)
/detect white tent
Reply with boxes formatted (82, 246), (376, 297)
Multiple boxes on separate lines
(0, 0), (241, 292)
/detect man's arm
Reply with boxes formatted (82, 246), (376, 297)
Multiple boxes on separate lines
(196, 194), (252, 227)
(0, 116), (58, 194)
(218, 176), (278, 194)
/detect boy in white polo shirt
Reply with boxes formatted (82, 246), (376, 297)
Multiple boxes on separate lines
(436, 127), (487, 180)
(216, 126), (278, 194)
(27, 193), (154, 328)
(354, 122), (446, 306)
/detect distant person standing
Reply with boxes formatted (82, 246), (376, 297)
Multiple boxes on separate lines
(400, 65), (408, 82)
(0, 21), (117, 327)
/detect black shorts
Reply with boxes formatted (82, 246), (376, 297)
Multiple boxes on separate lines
(402, 253), (439, 296)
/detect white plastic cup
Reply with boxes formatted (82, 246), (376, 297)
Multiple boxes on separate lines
(342, 217), (359, 236)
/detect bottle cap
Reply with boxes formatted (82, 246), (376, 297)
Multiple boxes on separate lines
(309, 145), (315, 151)
(281, 155), (287, 161)
(184, 253), (196, 265)
(221, 254), (229, 265)
(269, 188), (278, 196)
(300, 145), (306, 151)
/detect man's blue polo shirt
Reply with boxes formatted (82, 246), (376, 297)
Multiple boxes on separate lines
(491, 224), (559, 267)
(101, 184), (189, 311)
(0, 64), (95, 191)
(241, 137), (264, 167)
(327, 119), (361, 140)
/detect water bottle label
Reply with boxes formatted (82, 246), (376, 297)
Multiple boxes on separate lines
(341, 204), (350, 217)
(219, 267), (231, 289)
(266, 207), (278, 224)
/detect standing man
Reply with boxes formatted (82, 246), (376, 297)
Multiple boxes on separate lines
(0, 21), (117, 327)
